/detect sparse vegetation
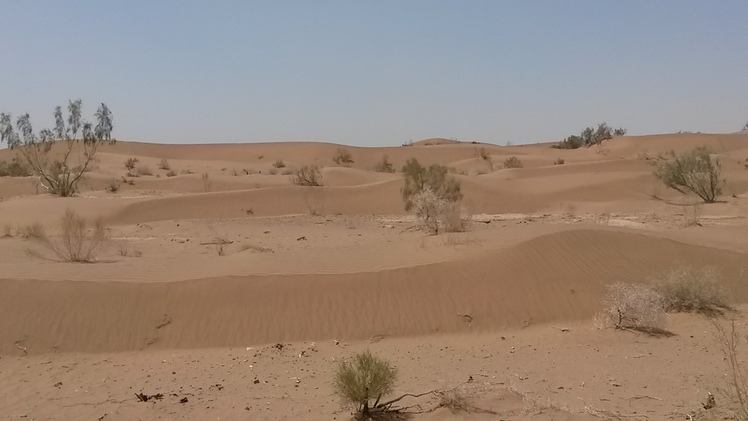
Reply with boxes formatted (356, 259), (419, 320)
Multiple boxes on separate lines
(273, 159), (285, 169)
(165, 169), (177, 177)
(713, 318), (748, 420)
(201, 172), (212, 192)
(655, 146), (722, 203)
(0, 157), (32, 177)
(0, 100), (114, 196)
(401, 158), (462, 212)
(158, 158), (170, 170)
(653, 266), (729, 315)
(503, 156), (523, 168)
(29, 209), (107, 263)
(373, 154), (395, 173)
(333, 148), (354, 166)
(334, 350), (397, 416)
(553, 123), (623, 149)
(136, 164), (153, 176)
(599, 282), (666, 331)
(125, 158), (138, 176)
(105, 178), (122, 193)
(412, 189), (470, 234)
(554, 158), (564, 165)
(292, 165), (322, 186)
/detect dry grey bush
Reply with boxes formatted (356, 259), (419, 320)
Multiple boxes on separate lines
(713, 318), (748, 420)
(334, 350), (397, 416)
(599, 282), (666, 331)
(30, 209), (107, 262)
(333, 148), (354, 166)
(158, 158), (170, 170)
(653, 266), (729, 315)
(412, 189), (470, 234)
(136, 164), (153, 176)
(292, 165), (322, 186)
(504, 156), (523, 168)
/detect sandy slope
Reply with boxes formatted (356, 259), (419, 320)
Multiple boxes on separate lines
(1, 132), (748, 419)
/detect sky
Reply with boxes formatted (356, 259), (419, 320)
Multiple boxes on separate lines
(1, 1), (747, 146)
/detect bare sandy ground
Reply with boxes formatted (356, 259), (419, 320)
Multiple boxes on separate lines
(1, 132), (748, 420)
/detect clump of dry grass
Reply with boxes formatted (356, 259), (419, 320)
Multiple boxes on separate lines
(504, 156), (523, 168)
(653, 266), (729, 315)
(30, 209), (107, 263)
(292, 165), (323, 186)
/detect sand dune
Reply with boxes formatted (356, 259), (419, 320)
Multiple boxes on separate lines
(1, 229), (745, 354)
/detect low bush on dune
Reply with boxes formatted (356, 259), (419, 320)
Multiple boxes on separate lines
(333, 148), (354, 166)
(124, 157), (138, 176)
(373, 154), (395, 173)
(598, 282), (666, 332)
(158, 158), (170, 170)
(503, 156), (523, 169)
(653, 266), (729, 315)
(29, 209), (107, 263)
(0, 157), (32, 177)
(553, 123), (626, 149)
(401, 158), (466, 234)
(273, 159), (286, 169)
(292, 165), (322, 186)
(412, 189), (471, 234)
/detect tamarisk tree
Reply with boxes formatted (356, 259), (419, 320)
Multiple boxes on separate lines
(0, 100), (114, 196)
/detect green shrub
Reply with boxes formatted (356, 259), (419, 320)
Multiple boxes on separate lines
(655, 146), (722, 203)
(334, 350), (397, 416)
(401, 158), (461, 211)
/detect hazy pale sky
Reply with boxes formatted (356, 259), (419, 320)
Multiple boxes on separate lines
(1, 1), (747, 146)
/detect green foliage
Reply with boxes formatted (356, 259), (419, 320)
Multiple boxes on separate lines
(334, 350), (397, 415)
(401, 158), (462, 211)
(0, 100), (114, 196)
(655, 146), (722, 203)
(553, 123), (622, 149)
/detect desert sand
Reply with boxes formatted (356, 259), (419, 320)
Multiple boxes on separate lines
(1, 132), (748, 420)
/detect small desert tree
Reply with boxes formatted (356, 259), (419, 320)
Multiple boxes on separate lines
(656, 146), (722, 203)
(401, 158), (461, 211)
(30, 209), (107, 263)
(0, 100), (114, 196)
(292, 165), (322, 186)
(334, 350), (397, 416)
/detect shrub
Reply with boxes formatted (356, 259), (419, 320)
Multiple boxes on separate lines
(401, 158), (462, 211)
(554, 158), (565, 165)
(19, 222), (45, 239)
(373, 155), (395, 173)
(124, 158), (138, 176)
(412, 189), (471, 234)
(503, 156), (523, 168)
(333, 148), (354, 166)
(655, 146), (722, 203)
(653, 266), (728, 315)
(158, 158), (170, 170)
(714, 319), (748, 420)
(273, 159), (285, 169)
(105, 179), (122, 193)
(165, 169), (177, 177)
(599, 282), (665, 331)
(553, 135), (583, 150)
(614, 127), (627, 136)
(475, 147), (490, 161)
(334, 350), (397, 416)
(0, 157), (32, 177)
(136, 164), (153, 176)
(201, 172), (211, 192)
(30, 209), (107, 262)
(268, 167), (278, 175)
(553, 123), (622, 149)
(292, 165), (322, 186)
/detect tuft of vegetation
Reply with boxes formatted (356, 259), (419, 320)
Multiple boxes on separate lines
(201, 172), (212, 192)
(411, 189), (470, 234)
(554, 158), (565, 165)
(334, 350), (397, 416)
(401, 158), (462, 212)
(29, 209), (107, 263)
(714, 319), (748, 420)
(373, 154), (395, 173)
(272, 159), (285, 169)
(503, 156), (523, 169)
(655, 146), (722, 203)
(125, 157), (138, 177)
(292, 165), (322, 186)
(653, 266), (729, 315)
(136, 164), (153, 176)
(0, 157), (32, 177)
(332, 148), (354, 166)
(599, 282), (666, 331)
(0, 100), (114, 197)
(158, 158), (170, 170)
(165, 169), (177, 177)
(553, 123), (624, 149)
(105, 179), (122, 193)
